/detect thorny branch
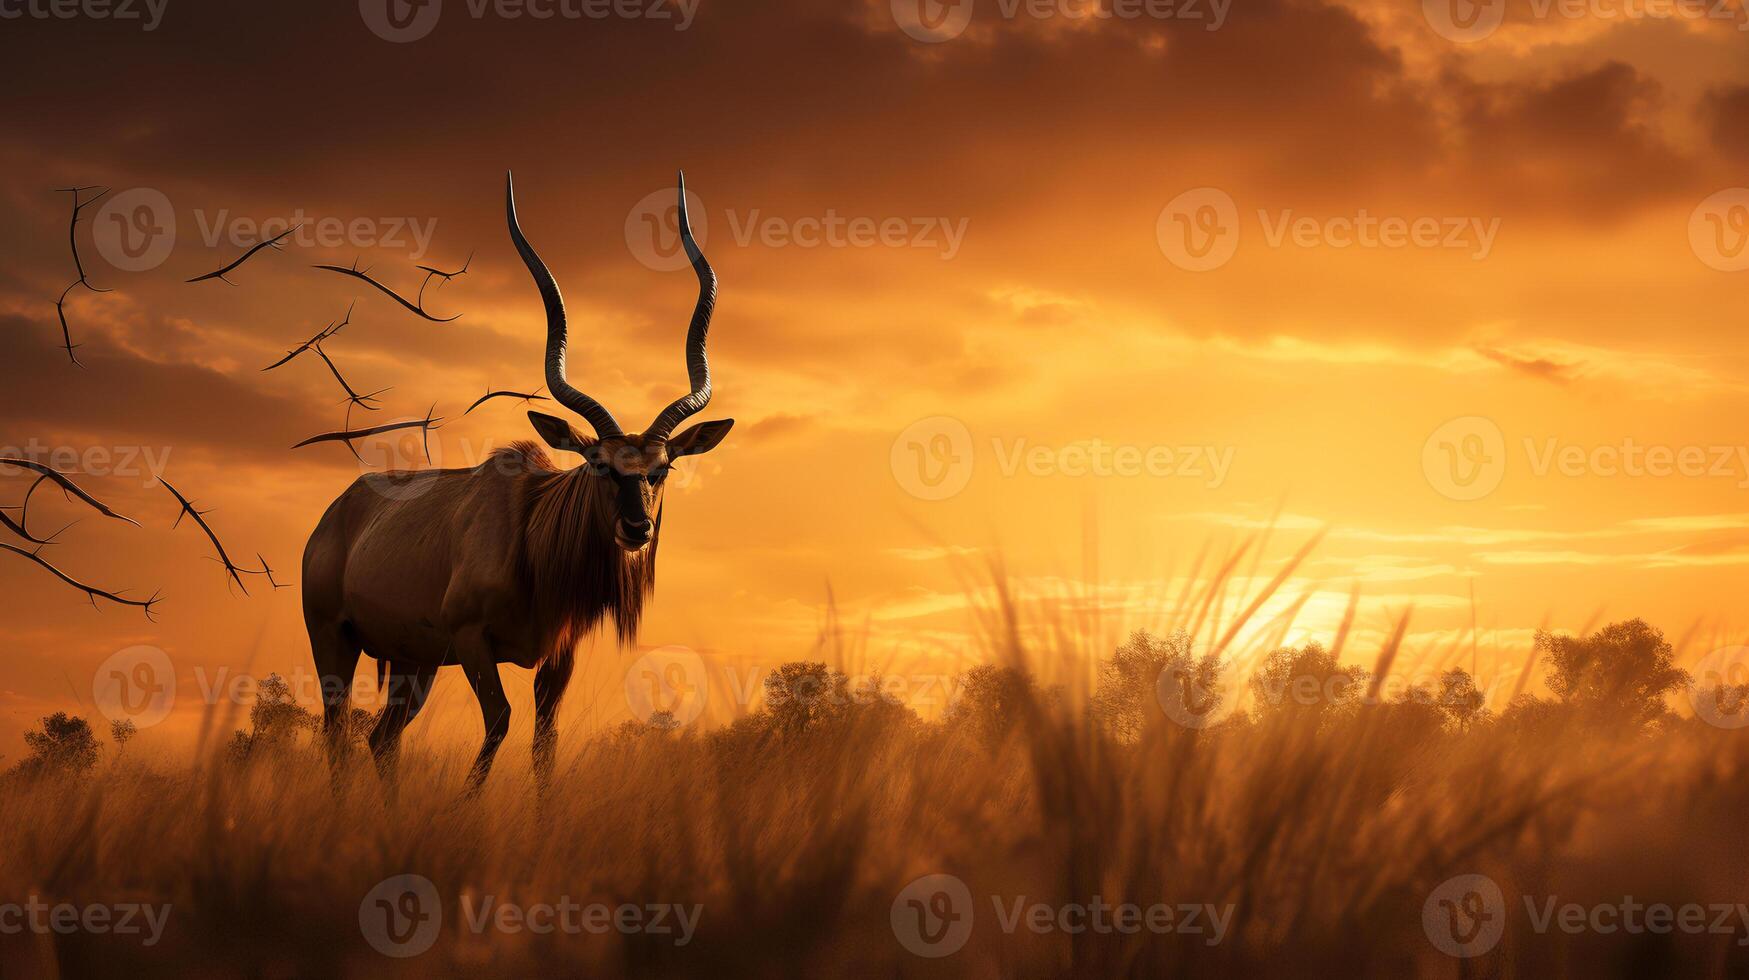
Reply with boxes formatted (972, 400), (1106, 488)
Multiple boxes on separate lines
(53, 186), (112, 367)
(263, 301), (354, 371)
(313, 346), (387, 410)
(415, 250), (472, 310)
(0, 543), (162, 619)
(314, 259), (462, 322)
(0, 458), (140, 527)
(0, 458), (157, 617)
(186, 225), (301, 285)
(291, 405), (444, 464)
(157, 477), (284, 595)
(463, 385), (548, 416)
(0, 476), (76, 545)
(262, 302), (385, 411)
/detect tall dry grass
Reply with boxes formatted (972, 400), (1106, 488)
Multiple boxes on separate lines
(3, 570), (1747, 978)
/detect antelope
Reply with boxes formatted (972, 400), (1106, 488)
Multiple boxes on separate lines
(302, 172), (733, 790)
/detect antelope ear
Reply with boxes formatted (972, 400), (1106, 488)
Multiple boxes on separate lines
(668, 418), (734, 458)
(528, 411), (596, 455)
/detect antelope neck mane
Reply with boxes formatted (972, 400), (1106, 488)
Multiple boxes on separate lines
(497, 441), (657, 654)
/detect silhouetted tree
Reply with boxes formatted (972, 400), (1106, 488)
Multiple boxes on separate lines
(1094, 628), (1225, 741)
(946, 664), (1037, 747)
(1538, 619), (1688, 730)
(1250, 642), (1368, 724)
(1498, 693), (1563, 737)
(1436, 668), (1487, 732)
(764, 662), (849, 735)
(16, 712), (101, 776)
(229, 673), (322, 760)
(110, 718), (137, 752)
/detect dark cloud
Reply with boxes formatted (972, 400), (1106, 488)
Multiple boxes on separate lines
(1473, 345), (1576, 384)
(1703, 84), (1749, 165)
(1448, 61), (1695, 219)
(0, 313), (351, 469)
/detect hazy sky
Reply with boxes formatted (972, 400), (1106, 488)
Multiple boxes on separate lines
(3, 0), (1749, 748)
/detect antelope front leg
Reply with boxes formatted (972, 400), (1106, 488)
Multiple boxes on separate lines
(533, 655), (576, 797)
(457, 629), (511, 795)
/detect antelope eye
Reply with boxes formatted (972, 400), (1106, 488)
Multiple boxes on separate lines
(647, 467), (670, 485)
(587, 460), (612, 477)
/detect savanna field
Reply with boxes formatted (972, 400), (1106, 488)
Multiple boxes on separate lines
(11, 0), (1749, 976)
(5, 572), (1749, 979)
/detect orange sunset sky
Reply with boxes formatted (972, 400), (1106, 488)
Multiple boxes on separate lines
(3, 0), (1749, 748)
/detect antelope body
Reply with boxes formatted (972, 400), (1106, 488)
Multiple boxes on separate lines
(303, 173), (732, 788)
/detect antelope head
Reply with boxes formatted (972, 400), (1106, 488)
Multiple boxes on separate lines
(507, 172), (734, 552)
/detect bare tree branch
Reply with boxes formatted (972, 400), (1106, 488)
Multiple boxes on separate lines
(262, 302), (384, 410)
(0, 476), (77, 545)
(314, 259), (461, 322)
(186, 225), (301, 285)
(263, 301), (354, 371)
(291, 405), (444, 464)
(415, 250), (472, 309)
(0, 542), (162, 619)
(255, 553), (290, 591)
(52, 186), (112, 367)
(157, 477), (278, 596)
(463, 385), (549, 416)
(312, 345), (386, 411)
(0, 458), (139, 527)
